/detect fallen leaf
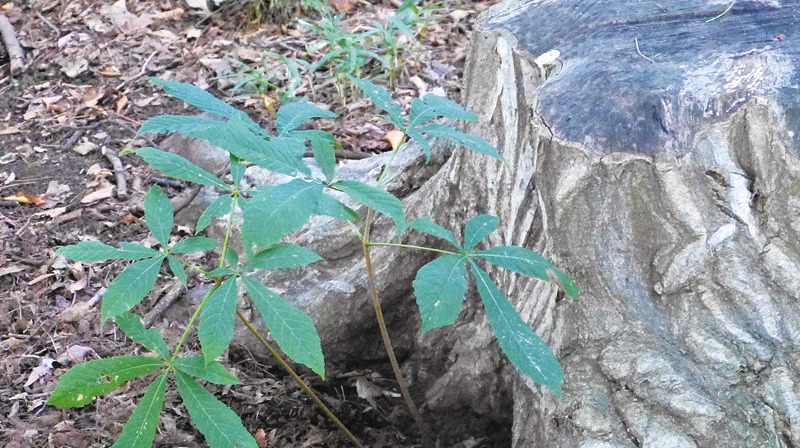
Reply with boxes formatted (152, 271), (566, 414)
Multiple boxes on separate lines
(385, 129), (405, 151)
(185, 0), (210, 12)
(28, 273), (56, 285)
(3, 191), (46, 206)
(73, 139), (98, 155)
(149, 29), (178, 40)
(81, 185), (115, 204)
(0, 124), (23, 135)
(0, 265), (24, 277)
(116, 95), (128, 113)
(153, 8), (185, 20)
(59, 300), (95, 323)
(24, 357), (55, 387)
(255, 428), (268, 448)
(99, 66), (122, 77)
(329, 0), (353, 12)
(61, 58), (89, 79)
(56, 345), (95, 365)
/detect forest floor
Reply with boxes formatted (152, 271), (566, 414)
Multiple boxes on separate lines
(0, 0), (495, 447)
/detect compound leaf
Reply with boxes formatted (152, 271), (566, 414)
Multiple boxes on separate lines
(149, 78), (241, 121)
(230, 154), (246, 186)
(463, 214), (499, 250)
(242, 276), (325, 378)
(111, 372), (168, 448)
(101, 256), (165, 321)
(135, 147), (228, 190)
(244, 244), (323, 270)
(172, 237), (218, 254)
(276, 102), (337, 137)
(407, 217), (460, 249)
(138, 115), (226, 139)
(473, 246), (579, 298)
(313, 192), (359, 222)
(56, 241), (152, 263)
(173, 357), (241, 385)
(144, 186), (173, 248)
(199, 278), (239, 365)
(196, 194), (233, 233)
(413, 255), (467, 336)
(175, 370), (257, 448)
(241, 179), (322, 249)
(470, 261), (563, 396)
(348, 76), (403, 128)
(408, 94), (476, 129)
(226, 114), (310, 177)
(48, 356), (164, 408)
(420, 123), (503, 162)
(118, 243), (162, 260)
(291, 129), (337, 181)
(167, 255), (187, 287)
(406, 128), (432, 162)
(335, 180), (405, 239)
(115, 311), (170, 359)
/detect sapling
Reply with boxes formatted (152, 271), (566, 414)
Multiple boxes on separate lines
(48, 76), (577, 447)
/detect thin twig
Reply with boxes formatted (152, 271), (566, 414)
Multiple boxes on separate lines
(116, 50), (158, 91)
(706, 0), (735, 22)
(0, 14), (24, 75)
(635, 37), (655, 63)
(102, 146), (128, 198)
(237, 310), (364, 448)
(34, 9), (61, 39)
(143, 280), (184, 327)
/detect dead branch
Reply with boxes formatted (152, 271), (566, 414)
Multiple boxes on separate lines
(0, 14), (23, 75)
(102, 147), (128, 199)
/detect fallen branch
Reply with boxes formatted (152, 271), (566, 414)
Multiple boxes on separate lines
(102, 147), (128, 199)
(143, 279), (185, 327)
(0, 14), (23, 75)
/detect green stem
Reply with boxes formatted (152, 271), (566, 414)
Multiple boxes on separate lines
(180, 260), (208, 276)
(367, 242), (456, 255)
(237, 310), (364, 448)
(218, 195), (239, 269)
(169, 284), (219, 364)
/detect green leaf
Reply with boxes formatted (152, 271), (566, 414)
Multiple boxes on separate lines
(111, 372), (168, 448)
(173, 357), (241, 385)
(48, 356), (164, 408)
(144, 186), (173, 248)
(149, 78), (241, 121)
(197, 194), (233, 233)
(56, 241), (154, 263)
(208, 267), (236, 278)
(348, 76), (403, 128)
(174, 370), (258, 448)
(244, 244), (322, 270)
(225, 247), (239, 269)
(115, 312), (170, 359)
(138, 114), (227, 138)
(406, 128), (432, 162)
(291, 129), (337, 181)
(463, 214), (499, 250)
(407, 217), (460, 248)
(242, 276), (325, 378)
(230, 154), (246, 186)
(102, 256), (165, 321)
(276, 102), (337, 137)
(135, 147), (229, 190)
(168, 255), (187, 287)
(413, 255), (467, 336)
(172, 237), (218, 254)
(408, 94), (476, 129)
(473, 246), (579, 298)
(241, 179), (323, 249)
(420, 123), (504, 162)
(118, 243), (162, 260)
(199, 278), (239, 365)
(313, 192), (359, 221)
(225, 113), (310, 177)
(335, 180), (405, 239)
(469, 261), (563, 396)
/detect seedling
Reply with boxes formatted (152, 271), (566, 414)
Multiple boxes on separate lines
(49, 77), (577, 447)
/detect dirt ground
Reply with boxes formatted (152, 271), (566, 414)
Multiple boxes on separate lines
(0, 0), (496, 447)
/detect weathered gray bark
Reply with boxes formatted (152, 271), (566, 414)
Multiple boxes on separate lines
(174, 1), (800, 445)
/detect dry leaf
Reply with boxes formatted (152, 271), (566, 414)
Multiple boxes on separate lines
(255, 428), (268, 448)
(24, 357), (55, 387)
(73, 139), (98, 155)
(329, 0), (353, 12)
(28, 273), (56, 285)
(385, 129), (405, 151)
(115, 95), (128, 113)
(3, 191), (46, 206)
(0, 265), (24, 277)
(59, 300), (95, 323)
(0, 124), (23, 135)
(35, 206), (67, 219)
(56, 345), (95, 365)
(81, 185), (114, 204)
(99, 66), (122, 77)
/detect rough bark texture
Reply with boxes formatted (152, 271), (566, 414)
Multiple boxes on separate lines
(174, 1), (800, 445)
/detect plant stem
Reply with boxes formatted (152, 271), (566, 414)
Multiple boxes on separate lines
(169, 284), (219, 364)
(236, 310), (364, 448)
(218, 195), (239, 269)
(361, 209), (429, 443)
(367, 242), (456, 255)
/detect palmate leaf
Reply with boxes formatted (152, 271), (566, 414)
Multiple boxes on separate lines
(407, 94), (476, 129)
(412, 255), (468, 336)
(225, 114), (310, 177)
(335, 180), (405, 239)
(463, 214), (500, 250)
(348, 76), (403, 128)
(199, 278), (239, 365)
(111, 372), (168, 448)
(474, 246), (579, 298)
(242, 276), (325, 378)
(405, 128), (432, 162)
(407, 217), (460, 248)
(197, 194), (233, 233)
(118, 243), (162, 260)
(173, 357), (241, 385)
(172, 237), (218, 254)
(175, 370), (258, 448)
(230, 154), (246, 186)
(313, 192), (359, 221)
(244, 244), (323, 270)
(276, 102), (338, 137)
(241, 179), (323, 249)
(469, 261), (563, 396)
(135, 147), (228, 190)
(138, 115), (227, 140)
(291, 129), (337, 181)
(420, 123), (504, 162)
(56, 241), (157, 262)
(168, 255), (187, 287)
(150, 78), (255, 128)
(144, 186), (173, 248)
(101, 256), (165, 321)
(48, 356), (164, 408)
(115, 312), (170, 359)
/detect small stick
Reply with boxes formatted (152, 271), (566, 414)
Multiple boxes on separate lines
(143, 280), (184, 327)
(706, 0), (735, 22)
(0, 14), (24, 75)
(116, 50), (158, 91)
(34, 9), (61, 39)
(303, 149), (372, 160)
(102, 146), (128, 198)
(635, 37), (655, 63)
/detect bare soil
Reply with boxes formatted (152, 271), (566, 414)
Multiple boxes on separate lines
(0, 0), (496, 447)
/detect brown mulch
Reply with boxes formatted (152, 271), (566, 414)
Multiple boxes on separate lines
(0, 0), (495, 447)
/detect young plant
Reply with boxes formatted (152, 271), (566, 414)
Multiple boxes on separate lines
(48, 76), (577, 447)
